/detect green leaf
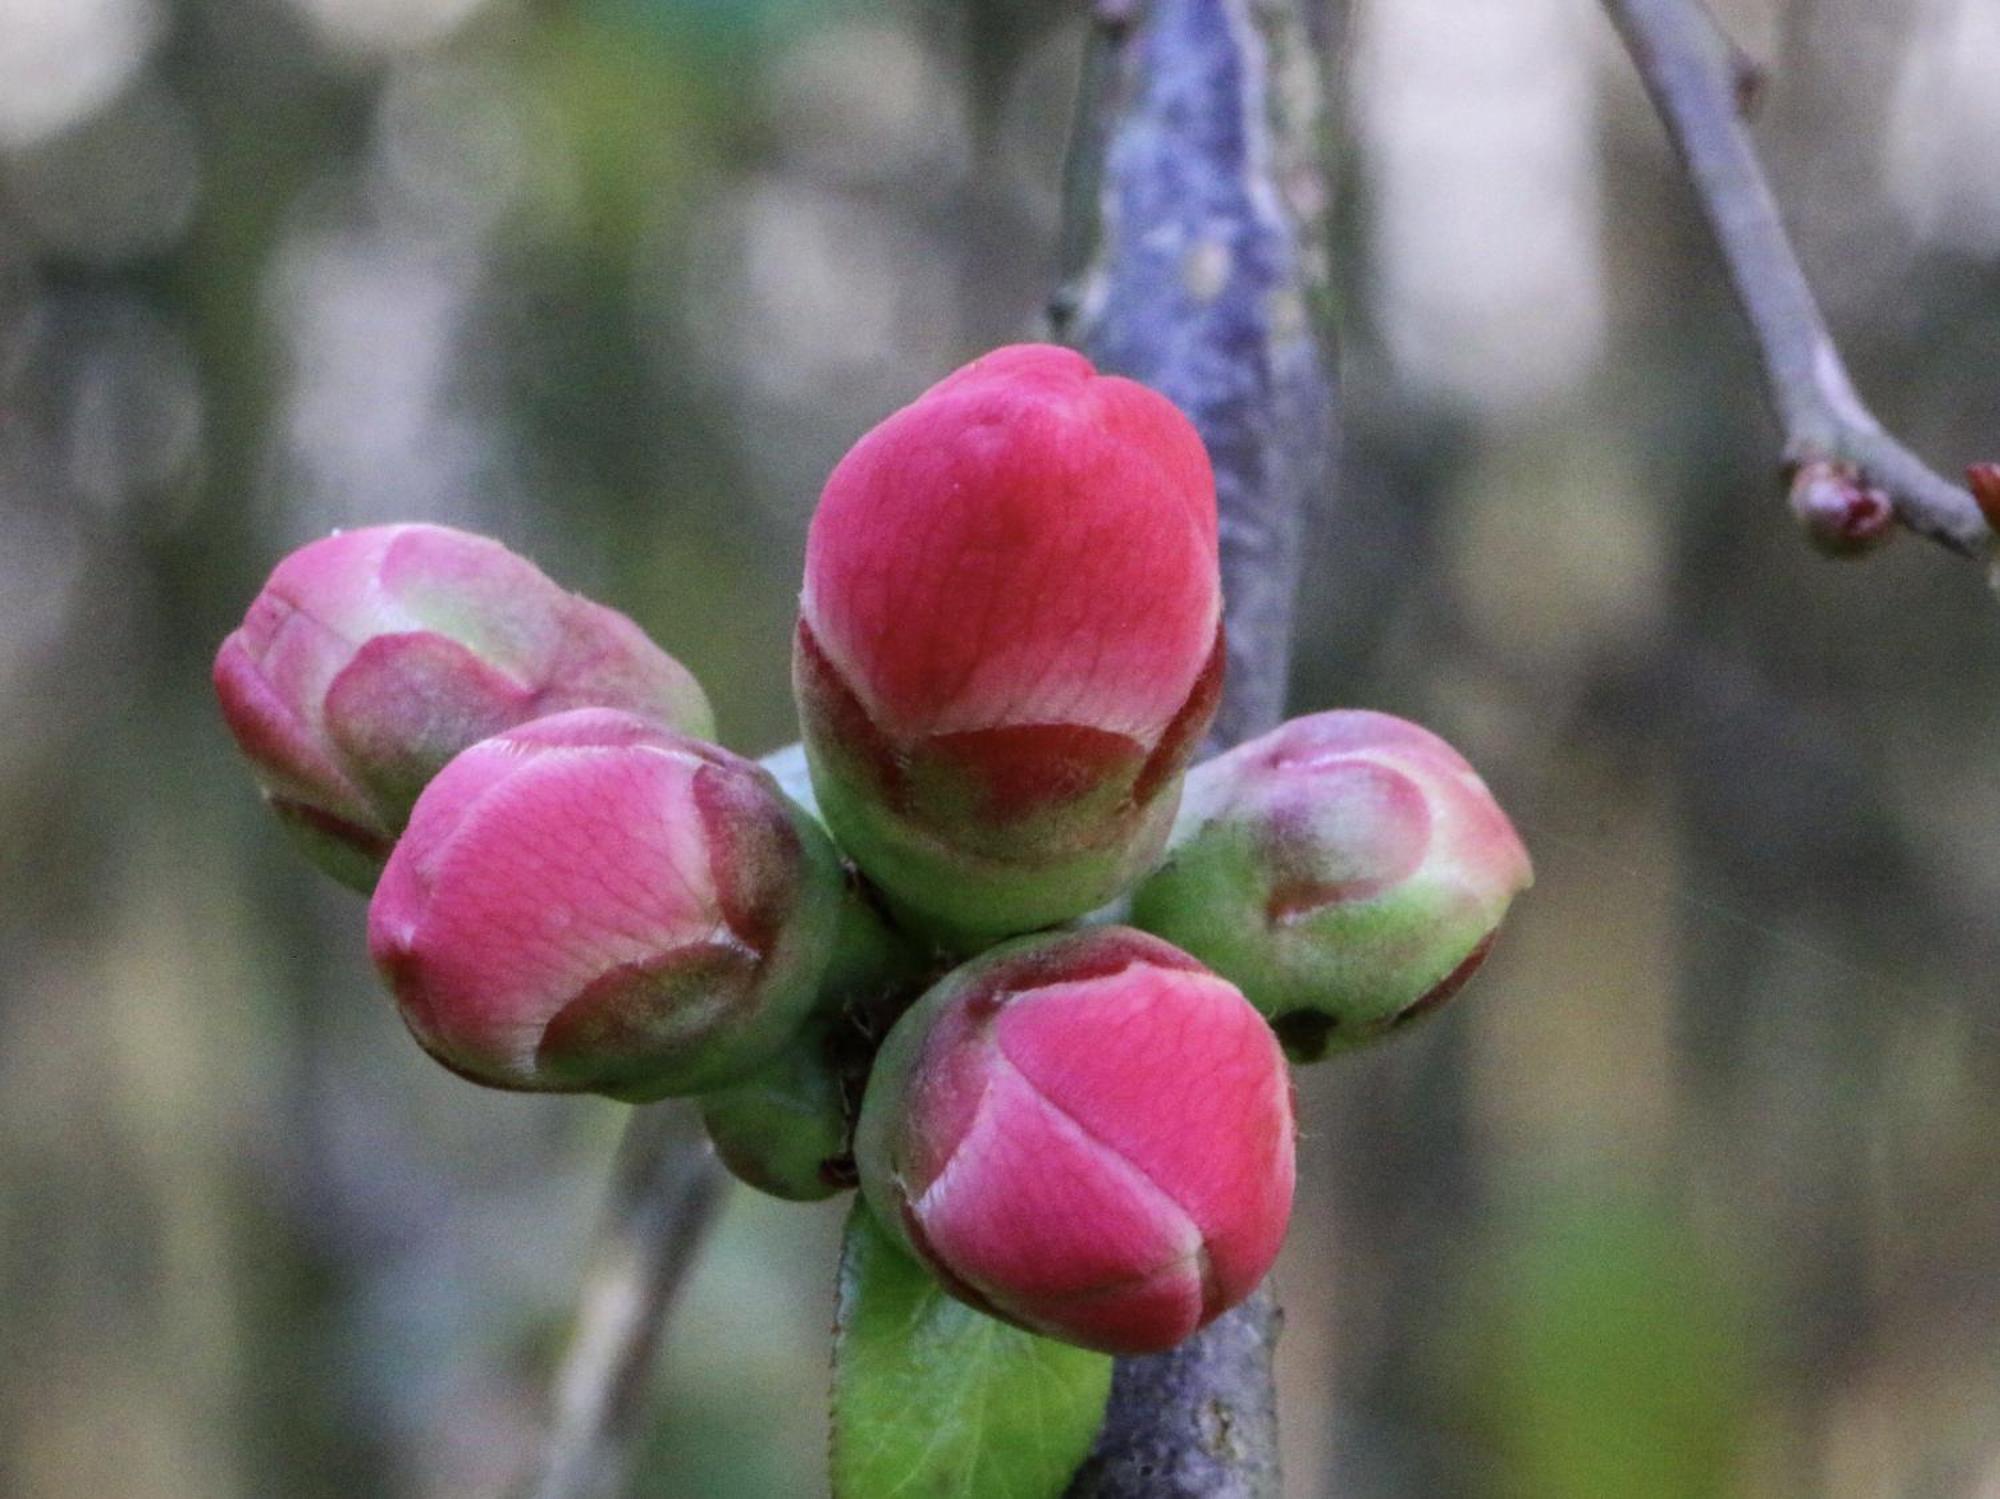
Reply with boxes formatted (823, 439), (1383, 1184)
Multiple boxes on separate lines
(831, 1204), (1112, 1499)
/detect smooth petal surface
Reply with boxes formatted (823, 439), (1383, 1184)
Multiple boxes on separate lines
(215, 524), (712, 888)
(794, 346), (1225, 940)
(368, 709), (839, 1097)
(996, 964), (1295, 1312)
(857, 928), (1295, 1355)
(1135, 710), (1534, 1059)
(803, 344), (1218, 742)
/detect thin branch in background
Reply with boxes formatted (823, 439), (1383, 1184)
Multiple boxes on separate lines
(1048, 0), (1136, 340)
(1600, 0), (1992, 558)
(526, 1105), (724, 1499)
(1055, 0), (1339, 1492)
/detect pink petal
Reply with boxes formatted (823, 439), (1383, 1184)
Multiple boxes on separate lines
(803, 345), (1220, 745)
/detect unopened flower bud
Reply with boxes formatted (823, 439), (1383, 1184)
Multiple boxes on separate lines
(1788, 461), (1895, 557)
(855, 927), (1294, 1355)
(1965, 463), (2000, 533)
(699, 895), (926, 1202)
(367, 709), (841, 1099)
(215, 524), (713, 889)
(795, 345), (1223, 944)
(1130, 711), (1532, 1061)
(699, 1021), (856, 1202)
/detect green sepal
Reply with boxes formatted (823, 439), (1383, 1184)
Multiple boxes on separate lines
(697, 861), (929, 1202)
(698, 1020), (852, 1201)
(830, 1204), (1111, 1499)
(806, 739), (1179, 951)
(1129, 817), (1497, 1060)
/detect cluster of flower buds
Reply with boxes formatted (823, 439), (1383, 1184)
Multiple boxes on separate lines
(217, 526), (848, 1102)
(213, 344), (1530, 1360)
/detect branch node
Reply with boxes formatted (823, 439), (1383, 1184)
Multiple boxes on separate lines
(1602, 0), (1992, 563)
(1728, 44), (1767, 117)
(1965, 463), (2000, 532)
(1094, 0), (1144, 34)
(1788, 460), (1896, 558)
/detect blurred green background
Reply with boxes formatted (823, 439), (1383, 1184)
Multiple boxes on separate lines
(4, 0), (2000, 1494)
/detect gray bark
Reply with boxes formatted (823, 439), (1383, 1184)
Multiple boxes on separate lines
(1056, 0), (1340, 1492)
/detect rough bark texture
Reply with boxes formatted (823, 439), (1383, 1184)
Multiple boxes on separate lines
(1066, 1284), (1287, 1499)
(1055, 0), (1339, 1493)
(1058, 0), (1336, 753)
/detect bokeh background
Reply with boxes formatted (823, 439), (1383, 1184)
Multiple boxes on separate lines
(4, 0), (2000, 1494)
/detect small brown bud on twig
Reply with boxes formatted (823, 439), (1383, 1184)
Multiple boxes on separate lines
(1964, 463), (2000, 534)
(1788, 461), (1896, 557)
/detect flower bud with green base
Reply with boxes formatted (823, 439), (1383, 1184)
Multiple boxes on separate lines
(214, 524), (712, 890)
(367, 709), (840, 1099)
(855, 927), (1294, 1356)
(795, 344), (1223, 946)
(1130, 711), (1532, 1061)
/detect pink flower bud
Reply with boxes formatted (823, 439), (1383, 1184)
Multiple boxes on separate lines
(855, 927), (1294, 1355)
(367, 709), (842, 1099)
(215, 525), (713, 889)
(1130, 711), (1532, 1060)
(795, 345), (1223, 942)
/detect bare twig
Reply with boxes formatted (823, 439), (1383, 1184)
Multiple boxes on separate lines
(526, 1105), (724, 1499)
(1048, 2), (1134, 339)
(1055, 0), (1339, 1492)
(1601, 0), (1990, 557)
